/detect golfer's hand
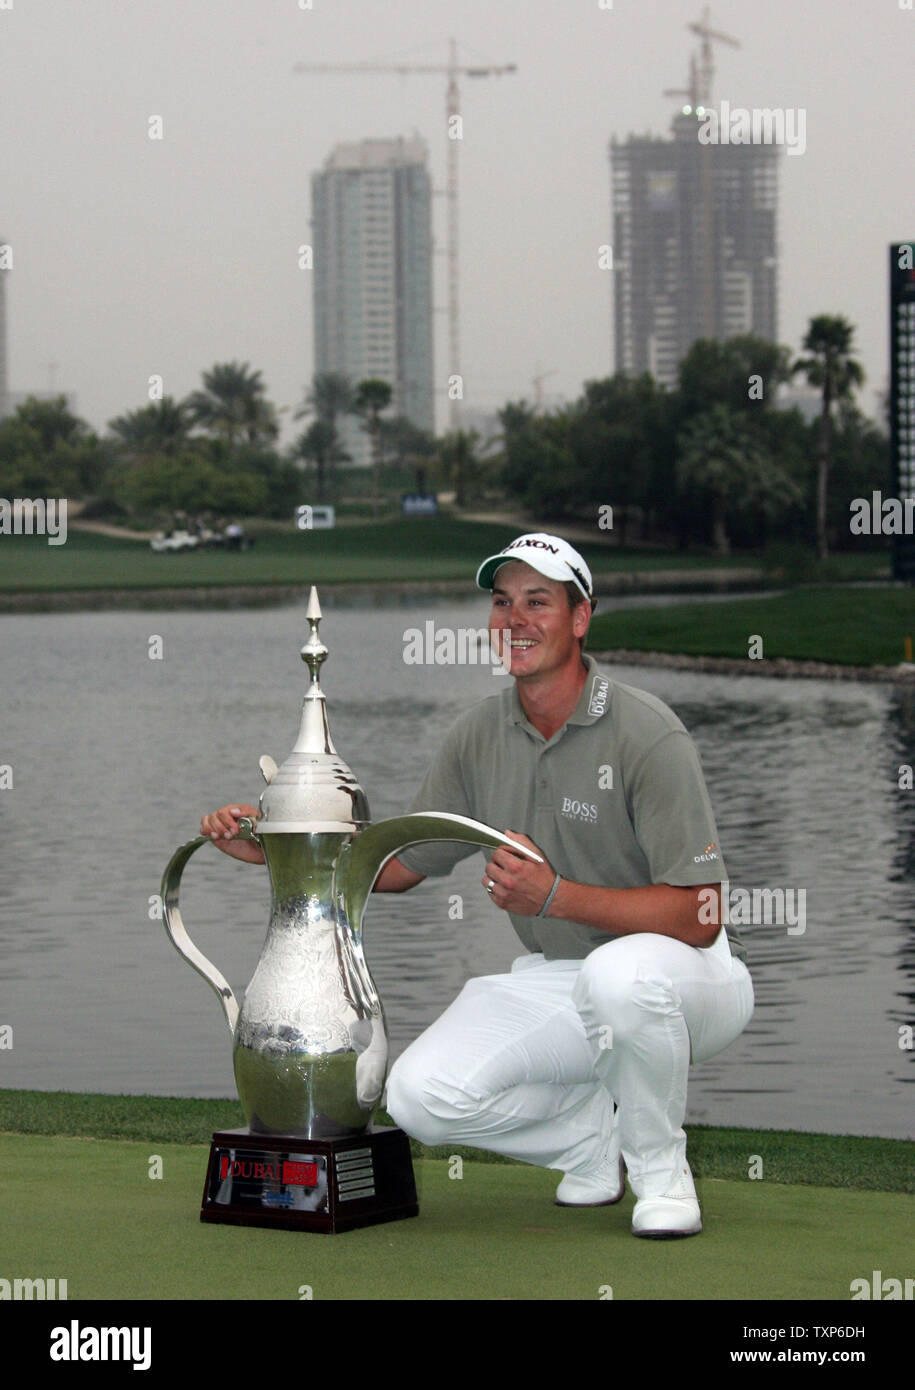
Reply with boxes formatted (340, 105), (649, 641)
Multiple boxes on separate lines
(482, 831), (554, 916)
(200, 803), (265, 864)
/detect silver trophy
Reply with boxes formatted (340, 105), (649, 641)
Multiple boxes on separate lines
(160, 588), (540, 1231)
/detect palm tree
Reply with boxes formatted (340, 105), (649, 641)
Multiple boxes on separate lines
(676, 404), (802, 555)
(108, 397), (190, 457)
(185, 362), (278, 449)
(436, 428), (483, 509)
(353, 378), (393, 516)
(298, 371), (355, 428)
(792, 316), (864, 560)
(294, 372), (355, 498)
(292, 419), (337, 501)
(378, 415), (436, 495)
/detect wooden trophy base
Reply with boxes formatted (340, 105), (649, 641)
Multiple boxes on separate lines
(200, 1124), (419, 1234)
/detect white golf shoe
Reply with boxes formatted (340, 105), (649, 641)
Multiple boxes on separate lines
(631, 1163), (702, 1238)
(555, 1153), (625, 1207)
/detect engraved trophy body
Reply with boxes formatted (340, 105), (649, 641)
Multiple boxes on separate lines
(160, 589), (540, 1232)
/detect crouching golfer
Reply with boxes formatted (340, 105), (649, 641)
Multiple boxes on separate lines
(203, 533), (753, 1238)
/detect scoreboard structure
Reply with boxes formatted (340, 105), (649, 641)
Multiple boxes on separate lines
(891, 243), (915, 582)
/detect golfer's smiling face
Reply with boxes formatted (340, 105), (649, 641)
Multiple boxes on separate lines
(489, 561), (588, 679)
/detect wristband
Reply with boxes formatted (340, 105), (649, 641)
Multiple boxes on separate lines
(537, 872), (562, 918)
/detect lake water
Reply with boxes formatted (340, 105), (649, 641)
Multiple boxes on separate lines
(0, 593), (912, 1139)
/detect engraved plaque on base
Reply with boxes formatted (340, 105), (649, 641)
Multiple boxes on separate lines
(200, 1125), (418, 1234)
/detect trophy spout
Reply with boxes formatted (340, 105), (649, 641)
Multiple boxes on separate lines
(336, 812), (543, 937)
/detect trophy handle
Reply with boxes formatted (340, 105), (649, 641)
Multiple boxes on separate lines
(160, 824), (258, 1036)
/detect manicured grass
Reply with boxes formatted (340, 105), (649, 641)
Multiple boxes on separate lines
(589, 585), (915, 668)
(2, 1133), (911, 1301)
(763, 548), (890, 583)
(0, 1087), (248, 1145)
(1, 1089), (910, 1193)
(0, 523), (755, 594)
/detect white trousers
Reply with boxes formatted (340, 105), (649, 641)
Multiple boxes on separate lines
(384, 928), (754, 1199)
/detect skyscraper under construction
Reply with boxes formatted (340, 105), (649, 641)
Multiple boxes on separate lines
(610, 106), (779, 389)
(610, 7), (779, 389)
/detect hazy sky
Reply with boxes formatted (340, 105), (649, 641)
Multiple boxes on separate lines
(2, 0), (913, 441)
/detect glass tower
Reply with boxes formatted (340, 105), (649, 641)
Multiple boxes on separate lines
(311, 137), (435, 465)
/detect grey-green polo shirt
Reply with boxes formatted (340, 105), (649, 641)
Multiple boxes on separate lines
(397, 653), (747, 965)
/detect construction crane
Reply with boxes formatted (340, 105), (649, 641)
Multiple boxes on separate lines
(664, 8), (740, 115)
(294, 40), (517, 430)
(688, 6), (740, 109)
(663, 9), (741, 339)
(663, 53), (702, 113)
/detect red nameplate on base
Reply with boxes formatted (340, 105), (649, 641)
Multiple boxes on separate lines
(200, 1125), (418, 1234)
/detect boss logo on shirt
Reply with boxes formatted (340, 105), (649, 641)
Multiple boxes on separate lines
(561, 796), (599, 824)
(588, 677), (609, 717)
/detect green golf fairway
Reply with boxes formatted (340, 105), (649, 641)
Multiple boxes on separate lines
(0, 524), (753, 595)
(2, 1134), (910, 1300)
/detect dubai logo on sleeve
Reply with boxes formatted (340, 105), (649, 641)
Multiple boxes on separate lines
(588, 677), (609, 717)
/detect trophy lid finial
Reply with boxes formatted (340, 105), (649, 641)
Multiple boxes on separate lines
(256, 586), (370, 833)
(301, 586), (328, 687)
